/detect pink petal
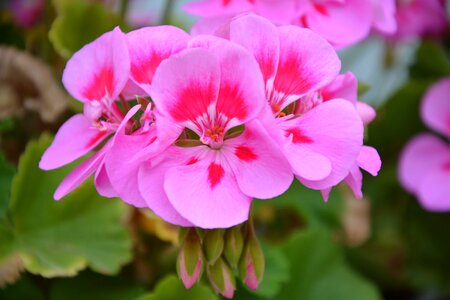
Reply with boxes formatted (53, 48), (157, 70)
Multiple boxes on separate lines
(284, 141), (332, 181)
(121, 79), (146, 99)
(273, 26), (341, 103)
(357, 146), (381, 176)
(344, 164), (363, 199)
(164, 153), (252, 229)
(94, 164), (117, 198)
(292, 99), (364, 189)
(127, 26), (190, 94)
(226, 121), (293, 199)
(229, 14), (280, 86)
(421, 77), (450, 138)
(183, 0), (254, 17)
(356, 102), (377, 125)
(399, 133), (449, 194)
(372, 0), (397, 34)
(39, 114), (108, 170)
(104, 133), (151, 208)
(138, 155), (193, 226)
(417, 164), (450, 212)
(62, 27), (129, 102)
(254, 0), (297, 24)
(103, 105), (150, 207)
(304, 0), (373, 47)
(321, 188), (332, 202)
(150, 48), (220, 124)
(54, 150), (106, 200)
(321, 72), (358, 104)
(191, 16), (233, 36)
(188, 35), (265, 124)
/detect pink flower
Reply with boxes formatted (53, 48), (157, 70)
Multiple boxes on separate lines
(399, 77), (450, 211)
(187, 0), (398, 48)
(9, 0), (44, 27)
(225, 15), (365, 195)
(390, 0), (448, 40)
(133, 36), (294, 228)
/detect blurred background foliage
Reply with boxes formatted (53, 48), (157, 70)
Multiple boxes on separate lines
(0, 0), (449, 299)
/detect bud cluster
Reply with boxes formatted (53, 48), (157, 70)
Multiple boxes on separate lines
(177, 221), (265, 298)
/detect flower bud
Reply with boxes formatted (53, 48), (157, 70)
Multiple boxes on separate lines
(177, 228), (203, 289)
(223, 225), (244, 269)
(239, 235), (265, 290)
(203, 229), (224, 265)
(206, 257), (236, 299)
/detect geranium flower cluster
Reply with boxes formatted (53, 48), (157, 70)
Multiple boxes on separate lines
(39, 14), (381, 229)
(399, 78), (450, 211)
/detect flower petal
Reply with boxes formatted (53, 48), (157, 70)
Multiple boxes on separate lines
(226, 120), (293, 199)
(127, 26), (190, 94)
(138, 155), (193, 226)
(189, 35), (265, 125)
(421, 77), (450, 138)
(183, 0), (253, 17)
(291, 99), (364, 189)
(372, 0), (397, 34)
(321, 72), (358, 104)
(357, 146), (381, 176)
(150, 48), (220, 125)
(229, 14), (280, 86)
(304, 0), (373, 47)
(417, 164), (450, 212)
(273, 26), (340, 104)
(54, 150), (105, 200)
(164, 153), (252, 229)
(94, 164), (117, 198)
(399, 133), (449, 194)
(62, 27), (129, 102)
(39, 114), (108, 170)
(344, 164), (363, 199)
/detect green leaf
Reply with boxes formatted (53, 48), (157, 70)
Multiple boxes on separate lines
(137, 275), (218, 300)
(50, 271), (145, 300)
(0, 153), (15, 219)
(278, 229), (381, 300)
(49, 0), (123, 59)
(0, 134), (132, 277)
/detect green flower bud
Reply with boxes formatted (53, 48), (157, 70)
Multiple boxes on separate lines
(223, 225), (244, 269)
(203, 229), (225, 265)
(239, 234), (265, 290)
(206, 257), (236, 299)
(177, 228), (203, 289)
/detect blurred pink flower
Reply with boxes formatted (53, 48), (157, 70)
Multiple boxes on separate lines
(399, 77), (450, 211)
(9, 0), (45, 27)
(390, 0), (448, 40)
(187, 0), (398, 47)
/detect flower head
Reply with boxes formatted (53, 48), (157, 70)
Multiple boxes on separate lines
(399, 77), (450, 211)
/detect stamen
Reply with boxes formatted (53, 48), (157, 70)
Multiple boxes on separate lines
(206, 125), (225, 142)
